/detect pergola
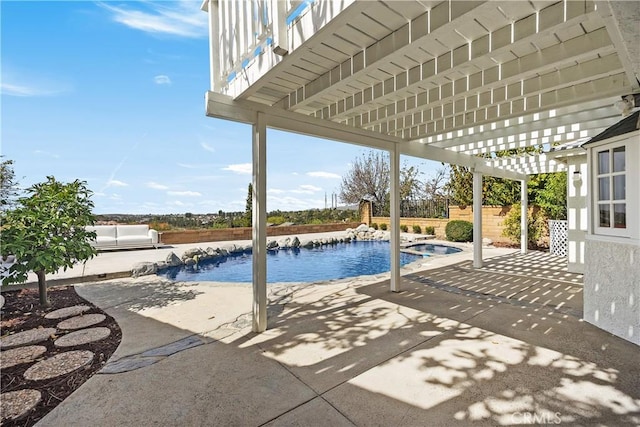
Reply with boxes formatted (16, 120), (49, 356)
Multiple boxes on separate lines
(201, 0), (639, 331)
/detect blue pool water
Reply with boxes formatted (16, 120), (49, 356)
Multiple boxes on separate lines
(407, 243), (462, 255)
(159, 241), (421, 283)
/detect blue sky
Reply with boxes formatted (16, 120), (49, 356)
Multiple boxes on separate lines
(1, 1), (439, 214)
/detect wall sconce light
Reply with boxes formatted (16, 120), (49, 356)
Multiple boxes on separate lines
(572, 171), (582, 183)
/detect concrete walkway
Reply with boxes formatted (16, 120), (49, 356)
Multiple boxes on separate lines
(30, 240), (640, 426)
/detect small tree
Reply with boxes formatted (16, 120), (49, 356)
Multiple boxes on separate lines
(1, 156), (20, 211)
(0, 177), (97, 306)
(339, 150), (390, 208)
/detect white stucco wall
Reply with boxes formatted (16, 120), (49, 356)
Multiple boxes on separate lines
(584, 239), (640, 346)
(567, 157), (587, 273)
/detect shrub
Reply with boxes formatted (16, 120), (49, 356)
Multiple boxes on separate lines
(502, 203), (547, 248)
(380, 223), (388, 230)
(412, 225), (422, 234)
(371, 223), (379, 230)
(445, 220), (473, 242)
(424, 226), (435, 235)
(400, 224), (408, 232)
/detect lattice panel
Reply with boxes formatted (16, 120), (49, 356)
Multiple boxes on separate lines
(549, 220), (568, 257)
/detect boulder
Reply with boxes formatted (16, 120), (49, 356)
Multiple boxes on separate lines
(131, 262), (157, 278)
(184, 258), (196, 266)
(355, 224), (369, 232)
(267, 240), (279, 250)
(277, 237), (291, 248)
(182, 248), (204, 260)
(300, 239), (314, 249)
(166, 252), (183, 267)
(290, 237), (300, 248)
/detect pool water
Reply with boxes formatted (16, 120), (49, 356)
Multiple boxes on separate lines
(159, 240), (421, 283)
(407, 243), (462, 255)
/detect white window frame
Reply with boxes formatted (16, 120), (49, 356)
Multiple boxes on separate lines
(588, 132), (639, 240)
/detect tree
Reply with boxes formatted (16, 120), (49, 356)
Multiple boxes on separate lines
(422, 167), (449, 200)
(0, 177), (97, 306)
(529, 172), (567, 219)
(339, 150), (390, 207)
(244, 183), (253, 226)
(1, 156), (20, 211)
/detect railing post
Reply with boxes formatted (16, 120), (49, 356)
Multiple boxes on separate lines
(271, 0), (288, 56)
(208, 0), (220, 92)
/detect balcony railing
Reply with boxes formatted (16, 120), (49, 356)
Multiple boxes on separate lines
(206, 0), (319, 94)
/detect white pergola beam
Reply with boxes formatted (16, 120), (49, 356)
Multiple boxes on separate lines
(390, 144), (400, 292)
(206, 91), (528, 180)
(473, 171), (483, 268)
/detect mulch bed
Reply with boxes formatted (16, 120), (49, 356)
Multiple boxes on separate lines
(1, 286), (122, 427)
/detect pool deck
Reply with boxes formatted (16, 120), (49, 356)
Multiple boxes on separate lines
(8, 232), (640, 426)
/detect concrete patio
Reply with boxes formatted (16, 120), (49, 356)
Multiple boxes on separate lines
(35, 248), (640, 426)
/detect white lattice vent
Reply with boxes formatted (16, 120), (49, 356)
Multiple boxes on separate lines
(549, 220), (568, 257)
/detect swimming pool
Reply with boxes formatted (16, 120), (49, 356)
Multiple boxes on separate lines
(404, 242), (462, 255)
(158, 240), (421, 283)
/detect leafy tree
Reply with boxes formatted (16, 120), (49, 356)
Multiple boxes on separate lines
(529, 172), (567, 219)
(339, 150), (390, 207)
(502, 203), (547, 248)
(1, 156), (20, 211)
(1, 177), (97, 306)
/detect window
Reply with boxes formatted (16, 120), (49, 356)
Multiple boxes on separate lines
(591, 136), (638, 239)
(596, 145), (626, 229)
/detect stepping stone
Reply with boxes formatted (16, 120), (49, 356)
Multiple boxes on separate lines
(44, 305), (91, 320)
(57, 313), (106, 330)
(54, 327), (111, 348)
(24, 350), (94, 381)
(0, 328), (57, 350)
(0, 345), (47, 369)
(1, 389), (41, 422)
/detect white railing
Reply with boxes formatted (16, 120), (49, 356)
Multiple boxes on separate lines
(208, 0), (317, 93)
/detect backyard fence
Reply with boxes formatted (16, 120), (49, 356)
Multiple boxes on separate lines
(372, 199), (449, 219)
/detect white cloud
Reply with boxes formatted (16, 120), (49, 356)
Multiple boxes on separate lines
(299, 184), (322, 192)
(147, 182), (169, 190)
(154, 75), (171, 85)
(307, 171), (341, 179)
(1, 75), (70, 97)
(200, 142), (215, 153)
(268, 195), (324, 211)
(99, 1), (208, 38)
(167, 190), (201, 197)
(33, 150), (60, 159)
(223, 163), (252, 175)
(268, 188), (286, 194)
(107, 180), (128, 187)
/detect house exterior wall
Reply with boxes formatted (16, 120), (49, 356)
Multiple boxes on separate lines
(567, 157), (588, 273)
(584, 240), (640, 345)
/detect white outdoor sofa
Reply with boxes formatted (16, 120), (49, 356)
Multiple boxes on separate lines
(86, 225), (159, 250)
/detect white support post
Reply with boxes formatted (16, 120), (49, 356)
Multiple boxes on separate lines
(252, 112), (267, 332)
(473, 171), (483, 268)
(521, 178), (528, 254)
(390, 144), (401, 292)
(208, 0), (220, 92)
(271, 0), (288, 56)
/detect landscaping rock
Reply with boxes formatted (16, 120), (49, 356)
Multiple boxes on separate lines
(300, 239), (314, 249)
(57, 313), (106, 330)
(184, 258), (196, 266)
(266, 240), (279, 250)
(290, 237), (300, 248)
(1, 389), (41, 422)
(24, 350), (94, 381)
(0, 345), (47, 369)
(277, 237), (291, 248)
(44, 305), (90, 320)
(355, 224), (369, 232)
(54, 327), (111, 348)
(182, 248), (205, 260)
(131, 262), (157, 278)
(166, 252), (182, 267)
(0, 328), (57, 350)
